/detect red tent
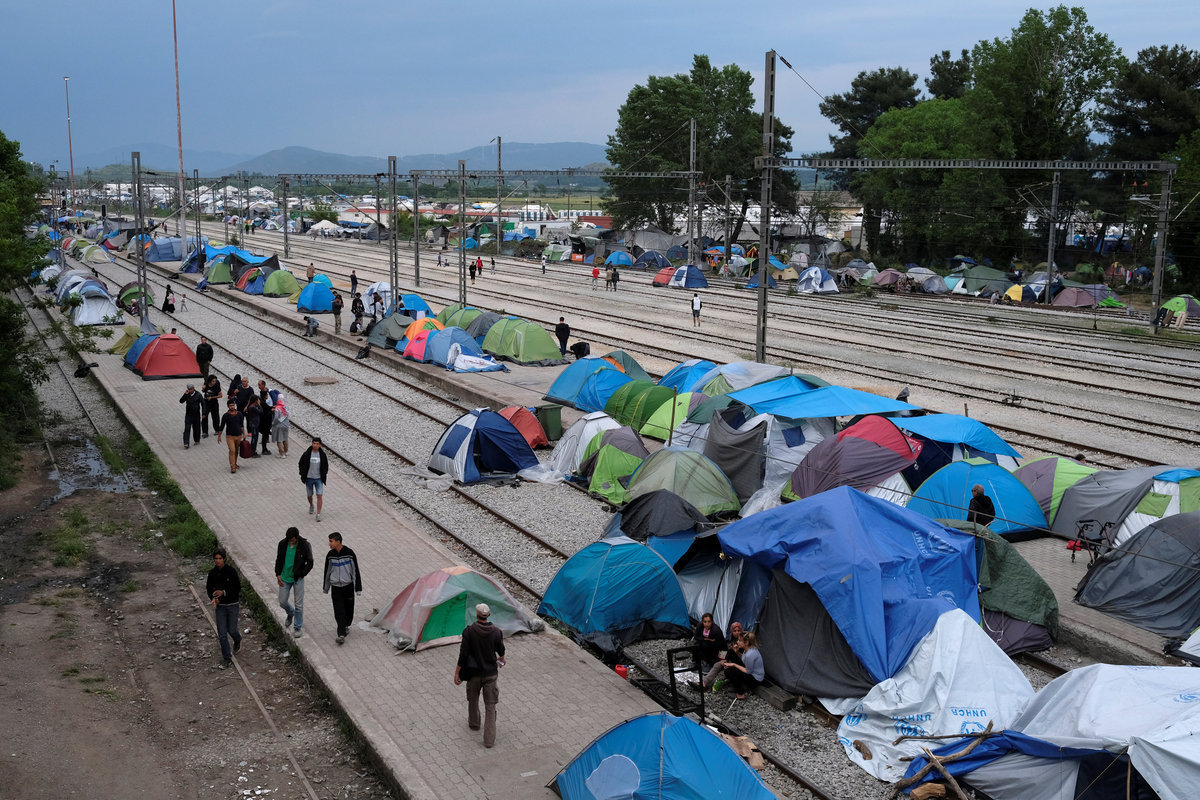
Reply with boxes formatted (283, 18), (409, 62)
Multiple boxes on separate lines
(498, 406), (548, 449)
(652, 267), (675, 286)
(235, 267), (261, 290)
(133, 334), (202, 380)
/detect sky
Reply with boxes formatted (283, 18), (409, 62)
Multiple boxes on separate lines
(5, 0), (1199, 172)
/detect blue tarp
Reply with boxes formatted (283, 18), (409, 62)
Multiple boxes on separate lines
(717, 486), (979, 681)
(632, 251), (672, 271)
(907, 458), (1047, 536)
(553, 712), (775, 800)
(547, 358), (621, 406)
(728, 381), (918, 418)
(896, 414), (1021, 458)
(905, 730), (1100, 787)
(657, 358), (717, 392)
(605, 251), (633, 266)
(502, 231), (532, 241)
(297, 282), (334, 313)
(538, 536), (690, 652)
(745, 273), (778, 289)
(460, 237), (478, 250)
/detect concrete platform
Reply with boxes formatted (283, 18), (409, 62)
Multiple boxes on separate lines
(89, 354), (657, 800)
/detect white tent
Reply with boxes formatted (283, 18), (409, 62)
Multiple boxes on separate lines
(71, 285), (123, 326)
(363, 280), (391, 309)
(795, 266), (839, 294)
(548, 411), (622, 474)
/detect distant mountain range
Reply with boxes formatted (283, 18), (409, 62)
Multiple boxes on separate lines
(77, 142), (609, 178)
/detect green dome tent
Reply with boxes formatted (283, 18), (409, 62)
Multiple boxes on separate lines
(627, 447), (741, 516)
(638, 392), (707, 441)
(604, 381), (677, 431)
(481, 318), (565, 365)
(263, 269), (300, 297)
(443, 306), (483, 329)
(436, 302), (465, 324)
(578, 427), (650, 505)
(206, 256), (235, 284)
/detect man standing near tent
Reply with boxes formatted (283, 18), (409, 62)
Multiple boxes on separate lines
(299, 437), (328, 521)
(691, 293), (702, 327)
(968, 484), (996, 527)
(453, 603), (506, 749)
(555, 317), (570, 357)
(275, 526), (313, 639)
(179, 383), (204, 449)
(541, 254), (547, 275)
(611, 267), (619, 291)
(331, 292), (344, 334)
(349, 269), (358, 297)
(195, 335), (214, 378)
(306, 262), (315, 284)
(322, 532), (362, 645)
(591, 264), (600, 290)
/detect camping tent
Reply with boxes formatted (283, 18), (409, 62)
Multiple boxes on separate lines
(786, 415), (922, 502)
(297, 282), (334, 313)
(108, 325), (149, 355)
(70, 283), (123, 326)
(369, 565), (541, 650)
(578, 427), (650, 504)
(897, 413), (1023, 488)
(546, 357), (623, 407)
(548, 412), (622, 475)
(428, 409), (538, 484)
(1012, 456), (1098, 526)
(551, 712), (775, 800)
(666, 264), (709, 289)
(604, 251), (633, 266)
(627, 447), (740, 516)
(631, 250), (672, 271)
(1050, 466), (1200, 546)
(537, 537), (691, 652)
(604, 381), (677, 431)
(399, 294), (433, 318)
(638, 392), (707, 441)
(395, 317), (444, 352)
(1162, 294), (1200, 315)
(795, 266), (839, 294)
(464, 310), (502, 344)
(658, 358), (716, 392)
(363, 280), (391, 309)
(744, 273), (778, 289)
(907, 458), (1046, 537)
(423, 327), (505, 373)
(131, 334), (202, 380)
(365, 312), (416, 349)
(481, 318), (565, 365)
(122, 333), (159, 370)
(441, 305), (482, 329)
(600, 351), (651, 382)
(498, 406), (548, 449)
(1052, 286), (1098, 307)
(262, 269), (299, 297)
(718, 487), (980, 690)
(1075, 511), (1200, 637)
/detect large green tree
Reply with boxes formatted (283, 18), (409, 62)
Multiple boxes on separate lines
(0, 131), (52, 487)
(604, 54), (796, 241)
(926, 49), (972, 100)
(1098, 44), (1200, 161)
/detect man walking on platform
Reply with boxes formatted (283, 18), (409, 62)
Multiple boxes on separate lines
(453, 603), (506, 748)
(275, 526), (313, 639)
(299, 437), (329, 521)
(322, 532), (362, 644)
(555, 317), (570, 357)
(179, 383), (204, 449)
(306, 262), (316, 283)
(215, 400), (245, 473)
(195, 336), (213, 378)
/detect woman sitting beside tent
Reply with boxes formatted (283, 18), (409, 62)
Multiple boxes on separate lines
(692, 613), (726, 672)
(722, 631), (764, 699)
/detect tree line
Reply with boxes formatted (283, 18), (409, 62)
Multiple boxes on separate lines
(604, 6), (1200, 287)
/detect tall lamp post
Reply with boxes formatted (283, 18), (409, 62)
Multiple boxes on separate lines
(63, 77), (76, 218)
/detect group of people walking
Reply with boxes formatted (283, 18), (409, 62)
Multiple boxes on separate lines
(180, 371), (291, 472)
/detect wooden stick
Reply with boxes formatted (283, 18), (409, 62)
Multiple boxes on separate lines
(921, 748), (970, 800)
(889, 722), (993, 798)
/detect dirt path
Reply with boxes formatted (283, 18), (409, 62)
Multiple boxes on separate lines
(0, 449), (393, 799)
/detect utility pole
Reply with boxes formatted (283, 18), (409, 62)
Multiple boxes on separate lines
(132, 152), (152, 332)
(412, 172), (421, 287)
(296, 176), (304, 236)
(373, 174), (383, 245)
(688, 118), (697, 264)
(389, 155), (398, 311)
(222, 179), (229, 244)
(458, 160), (467, 305)
(495, 136), (502, 254)
(724, 174), (732, 271)
(282, 175), (290, 258)
(755, 50), (776, 362)
(193, 168), (201, 260)
(171, 0), (186, 239)
(1044, 170), (1060, 304)
(1150, 170), (1174, 333)
(63, 77), (76, 218)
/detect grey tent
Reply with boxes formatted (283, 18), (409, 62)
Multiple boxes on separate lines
(366, 312), (416, 349)
(757, 570), (877, 698)
(702, 412), (766, 502)
(604, 490), (712, 542)
(464, 310), (502, 342)
(673, 537), (771, 634)
(1050, 466), (1172, 538)
(1075, 511), (1200, 638)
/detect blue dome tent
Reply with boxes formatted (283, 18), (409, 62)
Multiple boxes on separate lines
(632, 251), (672, 271)
(399, 293), (433, 318)
(657, 358), (717, 392)
(908, 458), (1046, 537)
(546, 358), (622, 407)
(122, 333), (160, 370)
(604, 251), (633, 266)
(667, 265), (709, 289)
(297, 282), (334, 313)
(423, 327), (506, 373)
(745, 273), (778, 289)
(538, 536), (690, 652)
(552, 712), (775, 800)
(428, 409), (537, 484)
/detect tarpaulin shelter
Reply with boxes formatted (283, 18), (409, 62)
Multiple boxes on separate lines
(1075, 511), (1200, 637)
(131, 334), (202, 380)
(481, 318), (567, 366)
(786, 415), (921, 501)
(700, 412), (767, 503)
(905, 664), (1200, 800)
(369, 565), (541, 651)
(548, 412), (622, 475)
(550, 712), (775, 800)
(907, 458), (1046, 537)
(498, 406), (549, 449)
(538, 536), (691, 652)
(657, 358), (716, 393)
(297, 282), (334, 313)
(627, 447), (740, 516)
(606, 490), (711, 544)
(1013, 456), (1098, 526)
(428, 409), (539, 484)
(718, 486), (980, 688)
(604, 381), (677, 431)
(728, 382), (918, 419)
(363, 280), (391, 309)
(578, 427), (650, 504)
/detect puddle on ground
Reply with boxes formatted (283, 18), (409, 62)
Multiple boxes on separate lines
(43, 439), (136, 504)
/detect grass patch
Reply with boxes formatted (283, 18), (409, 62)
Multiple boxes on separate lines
(84, 687), (119, 700)
(64, 509), (88, 527)
(78, 675), (106, 684)
(1119, 326), (1147, 336)
(56, 587), (82, 598)
(94, 435), (126, 473)
(117, 580), (139, 594)
(49, 524), (88, 567)
(33, 596), (61, 607)
(60, 666), (80, 677)
(127, 433), (216, 557)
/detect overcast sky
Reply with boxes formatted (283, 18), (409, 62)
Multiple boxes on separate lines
(6, 0), (1198, 169)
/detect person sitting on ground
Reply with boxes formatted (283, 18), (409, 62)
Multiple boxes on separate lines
(692, 613), (726, 672)
(722, 632), (764, 699)
(303, 316), (319, 338)
(693, 620), (742, 691)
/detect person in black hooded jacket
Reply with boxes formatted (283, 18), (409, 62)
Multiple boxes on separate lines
(274, 527), (314, 638)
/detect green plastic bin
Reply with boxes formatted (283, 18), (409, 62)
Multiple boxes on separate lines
(536, 404), (563, 441)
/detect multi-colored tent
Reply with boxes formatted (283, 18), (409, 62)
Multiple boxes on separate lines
(638, 392), (707, 441)
(626, 447), (740, 516)
(604, 381), (677, 431)
(1012, 456), (1098, 526)
(785, 415), (922, 502)
(498, 406), (548, 449)
(131, 334), (202, 380)
(395, 317), (444, 352)
(578, 427), (650, 505)
(369, 565), (542, 651)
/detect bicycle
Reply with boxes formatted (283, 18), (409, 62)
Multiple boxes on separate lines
(1068, 519), (1115, 566)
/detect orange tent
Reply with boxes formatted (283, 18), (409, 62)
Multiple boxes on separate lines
(403, 317), (444, 343)
(498, 406), (548, 449)
(133, 334), (202, 380)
